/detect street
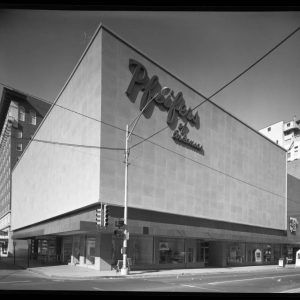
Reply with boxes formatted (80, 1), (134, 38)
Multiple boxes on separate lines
(1, 265), (300, 293)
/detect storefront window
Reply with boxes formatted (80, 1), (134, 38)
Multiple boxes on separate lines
(38, 239), (48, 255)
(73, 236), (80, 264)
(156, 238), (184, 265)
(186, 239), (203, 264)
(86, 236), (96, 265)
(200, 242), (209, 266)
(262, 245), (272, 263)
(128, 236), (153, 266)
(273, 245), (281, 263)
(0, 240), (8, 256)
(62, 236), (73, 264)
(246, 243), (260, 263)
(246, 243), (282, 264)
(226, 242), (245, 265)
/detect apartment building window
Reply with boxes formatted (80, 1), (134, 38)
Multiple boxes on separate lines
(267, 127), (271, 132)
(19, 106), (25, 121)
(17, 144), (22, 151)
(16, 129), (22, 139)
(30, 110), (36, 125)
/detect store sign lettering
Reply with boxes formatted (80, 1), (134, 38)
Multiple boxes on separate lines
(126, 59), (204, 154)
(173, 123), (203, 154)
(126, 59), (200, 128)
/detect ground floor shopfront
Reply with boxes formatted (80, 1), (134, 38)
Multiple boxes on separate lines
(11, 204), (298, 271)
(0, 235), (8, 257)
(24, 234), (297, 270)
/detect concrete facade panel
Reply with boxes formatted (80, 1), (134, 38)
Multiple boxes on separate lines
(11, 31), (102, 230)
(99, 29), (286, 230)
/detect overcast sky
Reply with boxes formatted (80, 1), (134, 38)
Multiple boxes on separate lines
(0, 9), (299, 130)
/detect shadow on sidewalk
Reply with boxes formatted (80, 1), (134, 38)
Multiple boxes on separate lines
(0, 256), (64, 270)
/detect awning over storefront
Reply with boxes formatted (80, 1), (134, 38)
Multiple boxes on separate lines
(11, 208), (97, 240)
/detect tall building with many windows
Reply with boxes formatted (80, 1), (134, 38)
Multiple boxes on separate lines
(259, 117), (300, 162)
(0, 87), (50, 256)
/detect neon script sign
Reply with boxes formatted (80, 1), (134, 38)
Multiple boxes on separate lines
(126, 59), (203, 154)
(126, 59), (200, 128)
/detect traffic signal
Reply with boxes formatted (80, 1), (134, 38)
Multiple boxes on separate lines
(103, 204), (110, 227)
(96, 207), (102, 226)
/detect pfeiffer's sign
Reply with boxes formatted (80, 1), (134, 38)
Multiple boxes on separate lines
(126, 59), (203, 154)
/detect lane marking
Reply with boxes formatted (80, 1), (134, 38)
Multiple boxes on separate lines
(280, 287), (300, 293)
(93, 287), (103, 290)
(181, 284), (222, 292)
(182, 284), (197, 288)
(0, 280), (31, 284)
(209, 273), (300, 285)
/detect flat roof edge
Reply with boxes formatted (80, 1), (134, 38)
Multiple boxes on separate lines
(100, 24), (287, 152)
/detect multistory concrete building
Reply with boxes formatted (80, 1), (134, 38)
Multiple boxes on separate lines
(0, 88), (50, 256)
(10, 24), (297, 271)
(259, 117), (300, 162)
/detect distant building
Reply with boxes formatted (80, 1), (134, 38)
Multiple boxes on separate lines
(259, 117), (300, 162)
(287, 174), (300, 260)
(0, 87), (50, 256)
(287, 159), (300, 180)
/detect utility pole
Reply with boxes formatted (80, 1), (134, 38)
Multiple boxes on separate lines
(121, 124), (129, 275)
(120, 88), (168, 275)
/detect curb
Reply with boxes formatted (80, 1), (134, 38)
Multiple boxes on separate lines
(24, 265), (292, 281)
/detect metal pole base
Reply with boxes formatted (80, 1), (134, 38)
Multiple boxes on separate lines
(120, 267), (129, 275)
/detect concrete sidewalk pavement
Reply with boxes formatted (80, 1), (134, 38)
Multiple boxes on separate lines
(1, 256), (297, 280)
(26, 264), (297, 280)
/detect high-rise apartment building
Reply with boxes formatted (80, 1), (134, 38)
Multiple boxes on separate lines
(259, 117), (300, 162)
(0, 87), (50, 256)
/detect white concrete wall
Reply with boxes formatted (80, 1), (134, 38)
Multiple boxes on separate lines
(99, 28), (287, 230)
(11, 26), (287, 232)
(11, 29), (103, 230)
(259, 121), (284, 147)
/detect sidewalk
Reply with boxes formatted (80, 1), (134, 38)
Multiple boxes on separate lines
(0, 256), (297, 280)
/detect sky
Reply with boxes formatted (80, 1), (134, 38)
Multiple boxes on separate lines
(0, 9), (299, 130)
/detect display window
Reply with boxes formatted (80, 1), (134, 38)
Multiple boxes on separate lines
(73, 236), (80, 264)
(62, 236), (73, 264)
(156, 238), (185, 265)
(226, 242), (245, 264)
(128, 236), (153, 266)
(86, 236), (96, 265)
(186, 239), (204, 264)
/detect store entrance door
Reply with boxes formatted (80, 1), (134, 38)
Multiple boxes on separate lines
(201, 242), (209, 267)
(112, 236), (123, 267)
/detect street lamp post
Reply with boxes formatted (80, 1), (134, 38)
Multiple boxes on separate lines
(120, 88), (168, 275)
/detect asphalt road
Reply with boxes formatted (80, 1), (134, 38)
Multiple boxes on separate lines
(1, 266), (300, 294)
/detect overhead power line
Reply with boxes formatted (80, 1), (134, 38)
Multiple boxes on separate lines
(1, 26), (299, 153)
(8, 135), (124, 151)
(130, 26), (300, 150)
